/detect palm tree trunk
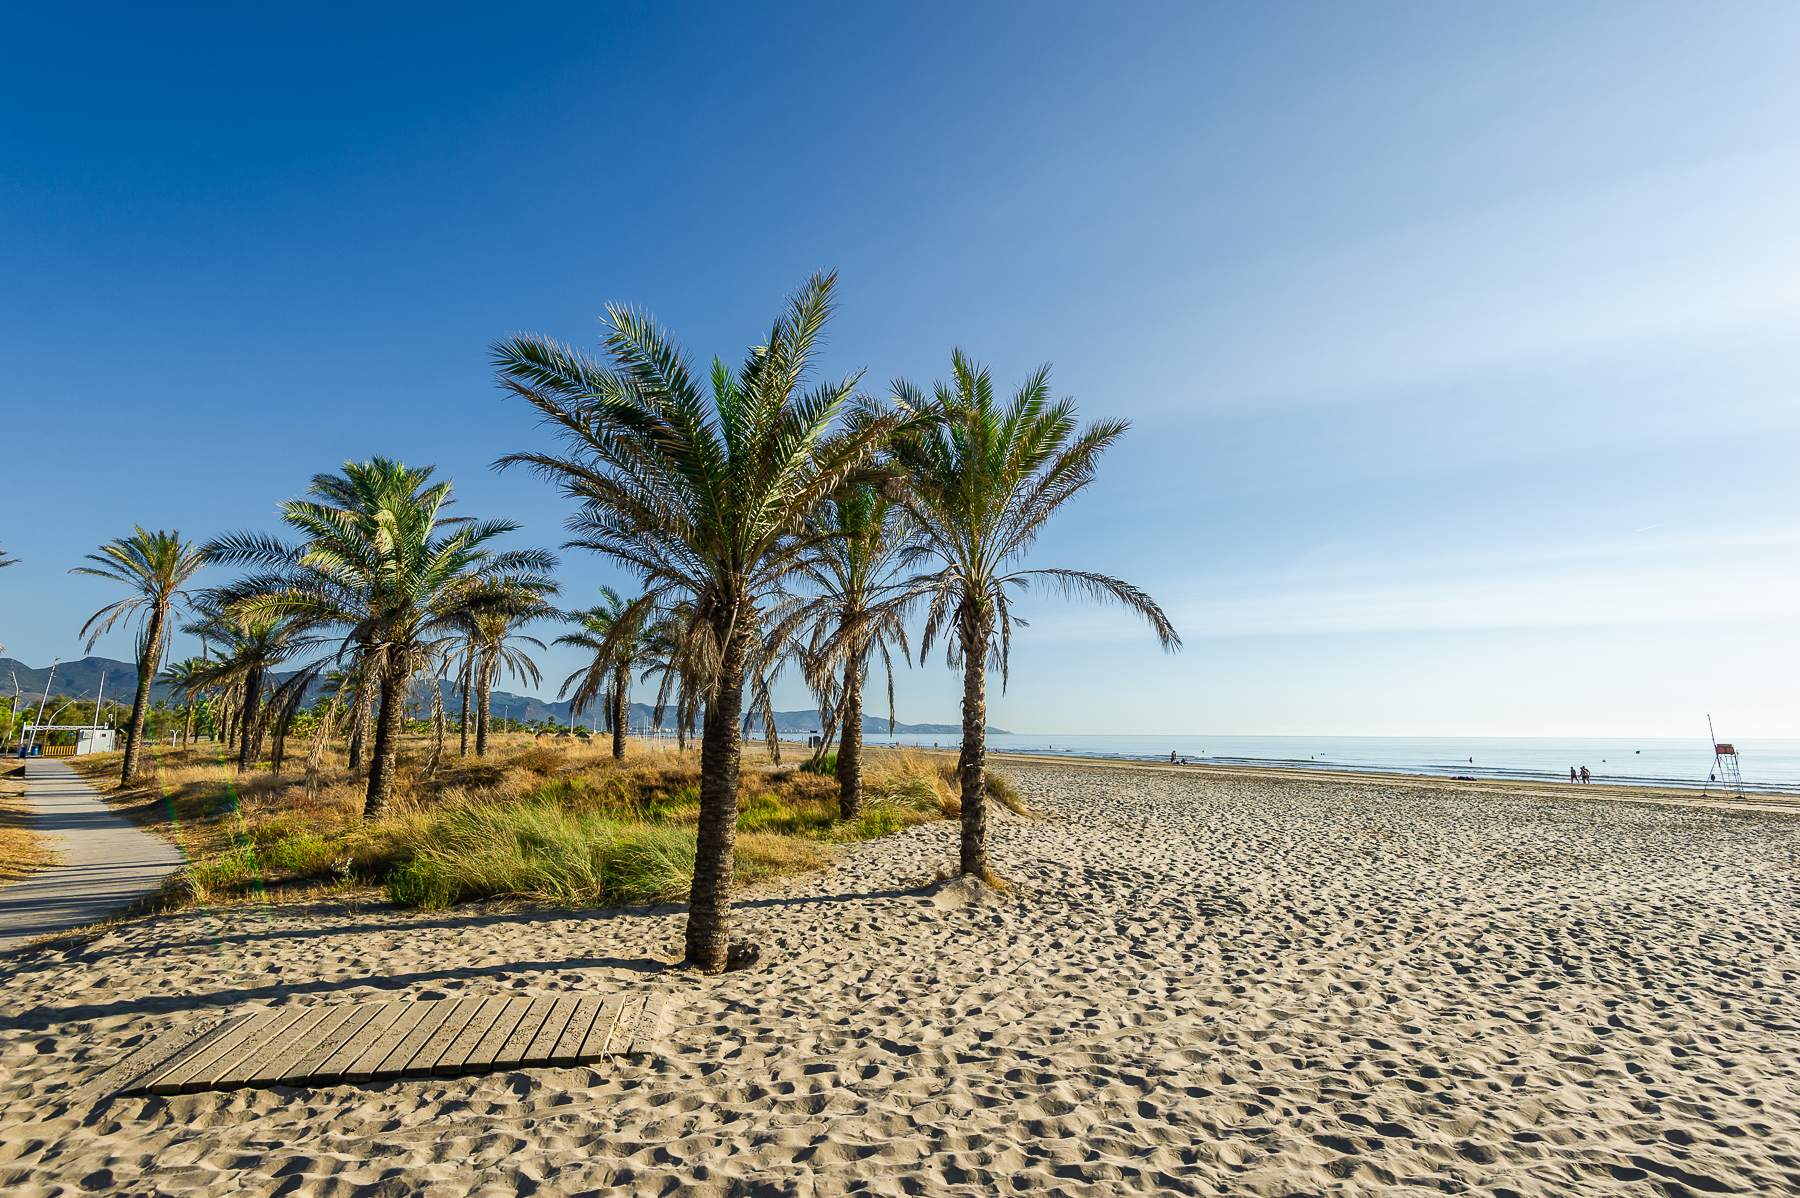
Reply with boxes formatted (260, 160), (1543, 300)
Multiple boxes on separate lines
(457, 664), (470, 756)
(957, 599), (991, 877)
(364, 665), (409, 819)
(687, 612), (748, 973)
(475, 666), (491, 756)
(612, 664), (628, 759)
(837, 653), (865, 821)
(237, 667), (263, 772)
(120, 602), (166, 784)
(347, 665), (374, 772)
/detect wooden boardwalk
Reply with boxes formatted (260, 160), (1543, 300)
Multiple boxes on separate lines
(123, 991), (669, 1095)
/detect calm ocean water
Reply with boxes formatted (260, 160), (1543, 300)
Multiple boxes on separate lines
(862, 732), (1800, 794)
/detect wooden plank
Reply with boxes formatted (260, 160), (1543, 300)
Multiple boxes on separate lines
(522, 996), (580, 1066)
(275, 1000), (381, 1079)
(179, 1007), (313, 1093)
(401, 997), (485, 1077)
(369, 1000), (461, 1082)
(344, 1002), (437, 1084)
(550, 996), (606, 1067)
(491, 996), (559, 1071)
(309, 1002), (407, 1084)
(138, 1013), (262, 1095)
(460, 996), (535, 1074)
(432, 996), (511, 1077)
(222, 1006), (339, 1090)
(249, 1004), (360, 1089)
(627, 992), (670, 1056)
(576, 994), (629, 1064)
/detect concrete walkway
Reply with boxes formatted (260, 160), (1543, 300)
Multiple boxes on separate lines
(0, 758), (185, 951)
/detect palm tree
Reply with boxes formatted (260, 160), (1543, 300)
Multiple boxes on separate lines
(72, 528), (208, 784)
(556, 586), (658, 759)
(640, 602), (705, 752)
(889, 352), (1181, 878)
(779, 484), (918, 819)
(160, 657), (211, 746)
(462, 605), (549, 756)
(175, 607), (301, 770)
(492, 271), (897, 973)
(0, 547), (17, 568)
(206, 459), (558, 818)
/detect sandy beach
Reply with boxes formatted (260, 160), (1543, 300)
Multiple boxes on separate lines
(3, 760), (1798, 1196)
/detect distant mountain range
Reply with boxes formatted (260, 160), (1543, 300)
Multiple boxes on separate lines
(0, 657), (1008, 735)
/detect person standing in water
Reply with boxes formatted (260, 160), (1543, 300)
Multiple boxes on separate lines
(1580, 766), (1591, 783)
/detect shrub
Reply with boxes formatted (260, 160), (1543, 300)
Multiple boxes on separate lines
(386, 857), (456, 909)
(798, 753), (838, 775)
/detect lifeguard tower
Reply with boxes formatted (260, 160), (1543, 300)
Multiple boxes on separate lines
(1703, 716), (1743, 800)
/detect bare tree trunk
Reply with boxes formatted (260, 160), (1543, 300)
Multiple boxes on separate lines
(120, 602), (166, 784)
(237, 667), (263, 772)
(957, 599), (991, 877)
(686, 613), (747, 973)
(612, 663), (628, 759)
(837, 652), (865, 822)
(364, 663), (409, 820)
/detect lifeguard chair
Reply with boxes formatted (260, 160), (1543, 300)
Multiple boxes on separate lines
(1703, 716), (1743, 799)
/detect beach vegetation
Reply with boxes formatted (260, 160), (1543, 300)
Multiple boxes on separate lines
(64, 732), (965, 914)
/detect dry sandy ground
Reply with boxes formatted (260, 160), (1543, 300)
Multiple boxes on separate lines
(2, 764), (1798, 1197)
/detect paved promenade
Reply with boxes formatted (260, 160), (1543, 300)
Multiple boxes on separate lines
(0, 757), (184, 951)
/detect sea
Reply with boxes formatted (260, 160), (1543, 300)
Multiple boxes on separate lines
(857, 733), (1800, 794)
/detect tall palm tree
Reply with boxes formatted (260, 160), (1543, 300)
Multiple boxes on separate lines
(556, 586), (657, 759)
(492, 271), (897, 973)
(72, 528), (208, 784)
(779, 484), (918, 819)
(206, 459), (558, 818)
(0, 547), (17, 568)
(889, 352), (1182, 878)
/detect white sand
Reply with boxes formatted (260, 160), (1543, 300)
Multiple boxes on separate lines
(3, 764), (1798, 1196)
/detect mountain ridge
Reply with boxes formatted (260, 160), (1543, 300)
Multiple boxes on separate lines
(0, 657), (1010, 735)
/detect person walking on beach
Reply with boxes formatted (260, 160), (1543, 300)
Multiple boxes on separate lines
(1580, 766), (1591, 784)
(1570, 767), (1577, 782)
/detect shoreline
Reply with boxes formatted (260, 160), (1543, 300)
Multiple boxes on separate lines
(983, 748), (1800, 816)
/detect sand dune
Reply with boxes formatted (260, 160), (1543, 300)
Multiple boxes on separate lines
(3, 763), (1797, 1196)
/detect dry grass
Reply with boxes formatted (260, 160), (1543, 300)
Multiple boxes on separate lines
(61, 733), (988, 913)
(0, 762), (58, 884)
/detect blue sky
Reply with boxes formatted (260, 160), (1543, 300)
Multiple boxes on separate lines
(2, 2), (1795, 737)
